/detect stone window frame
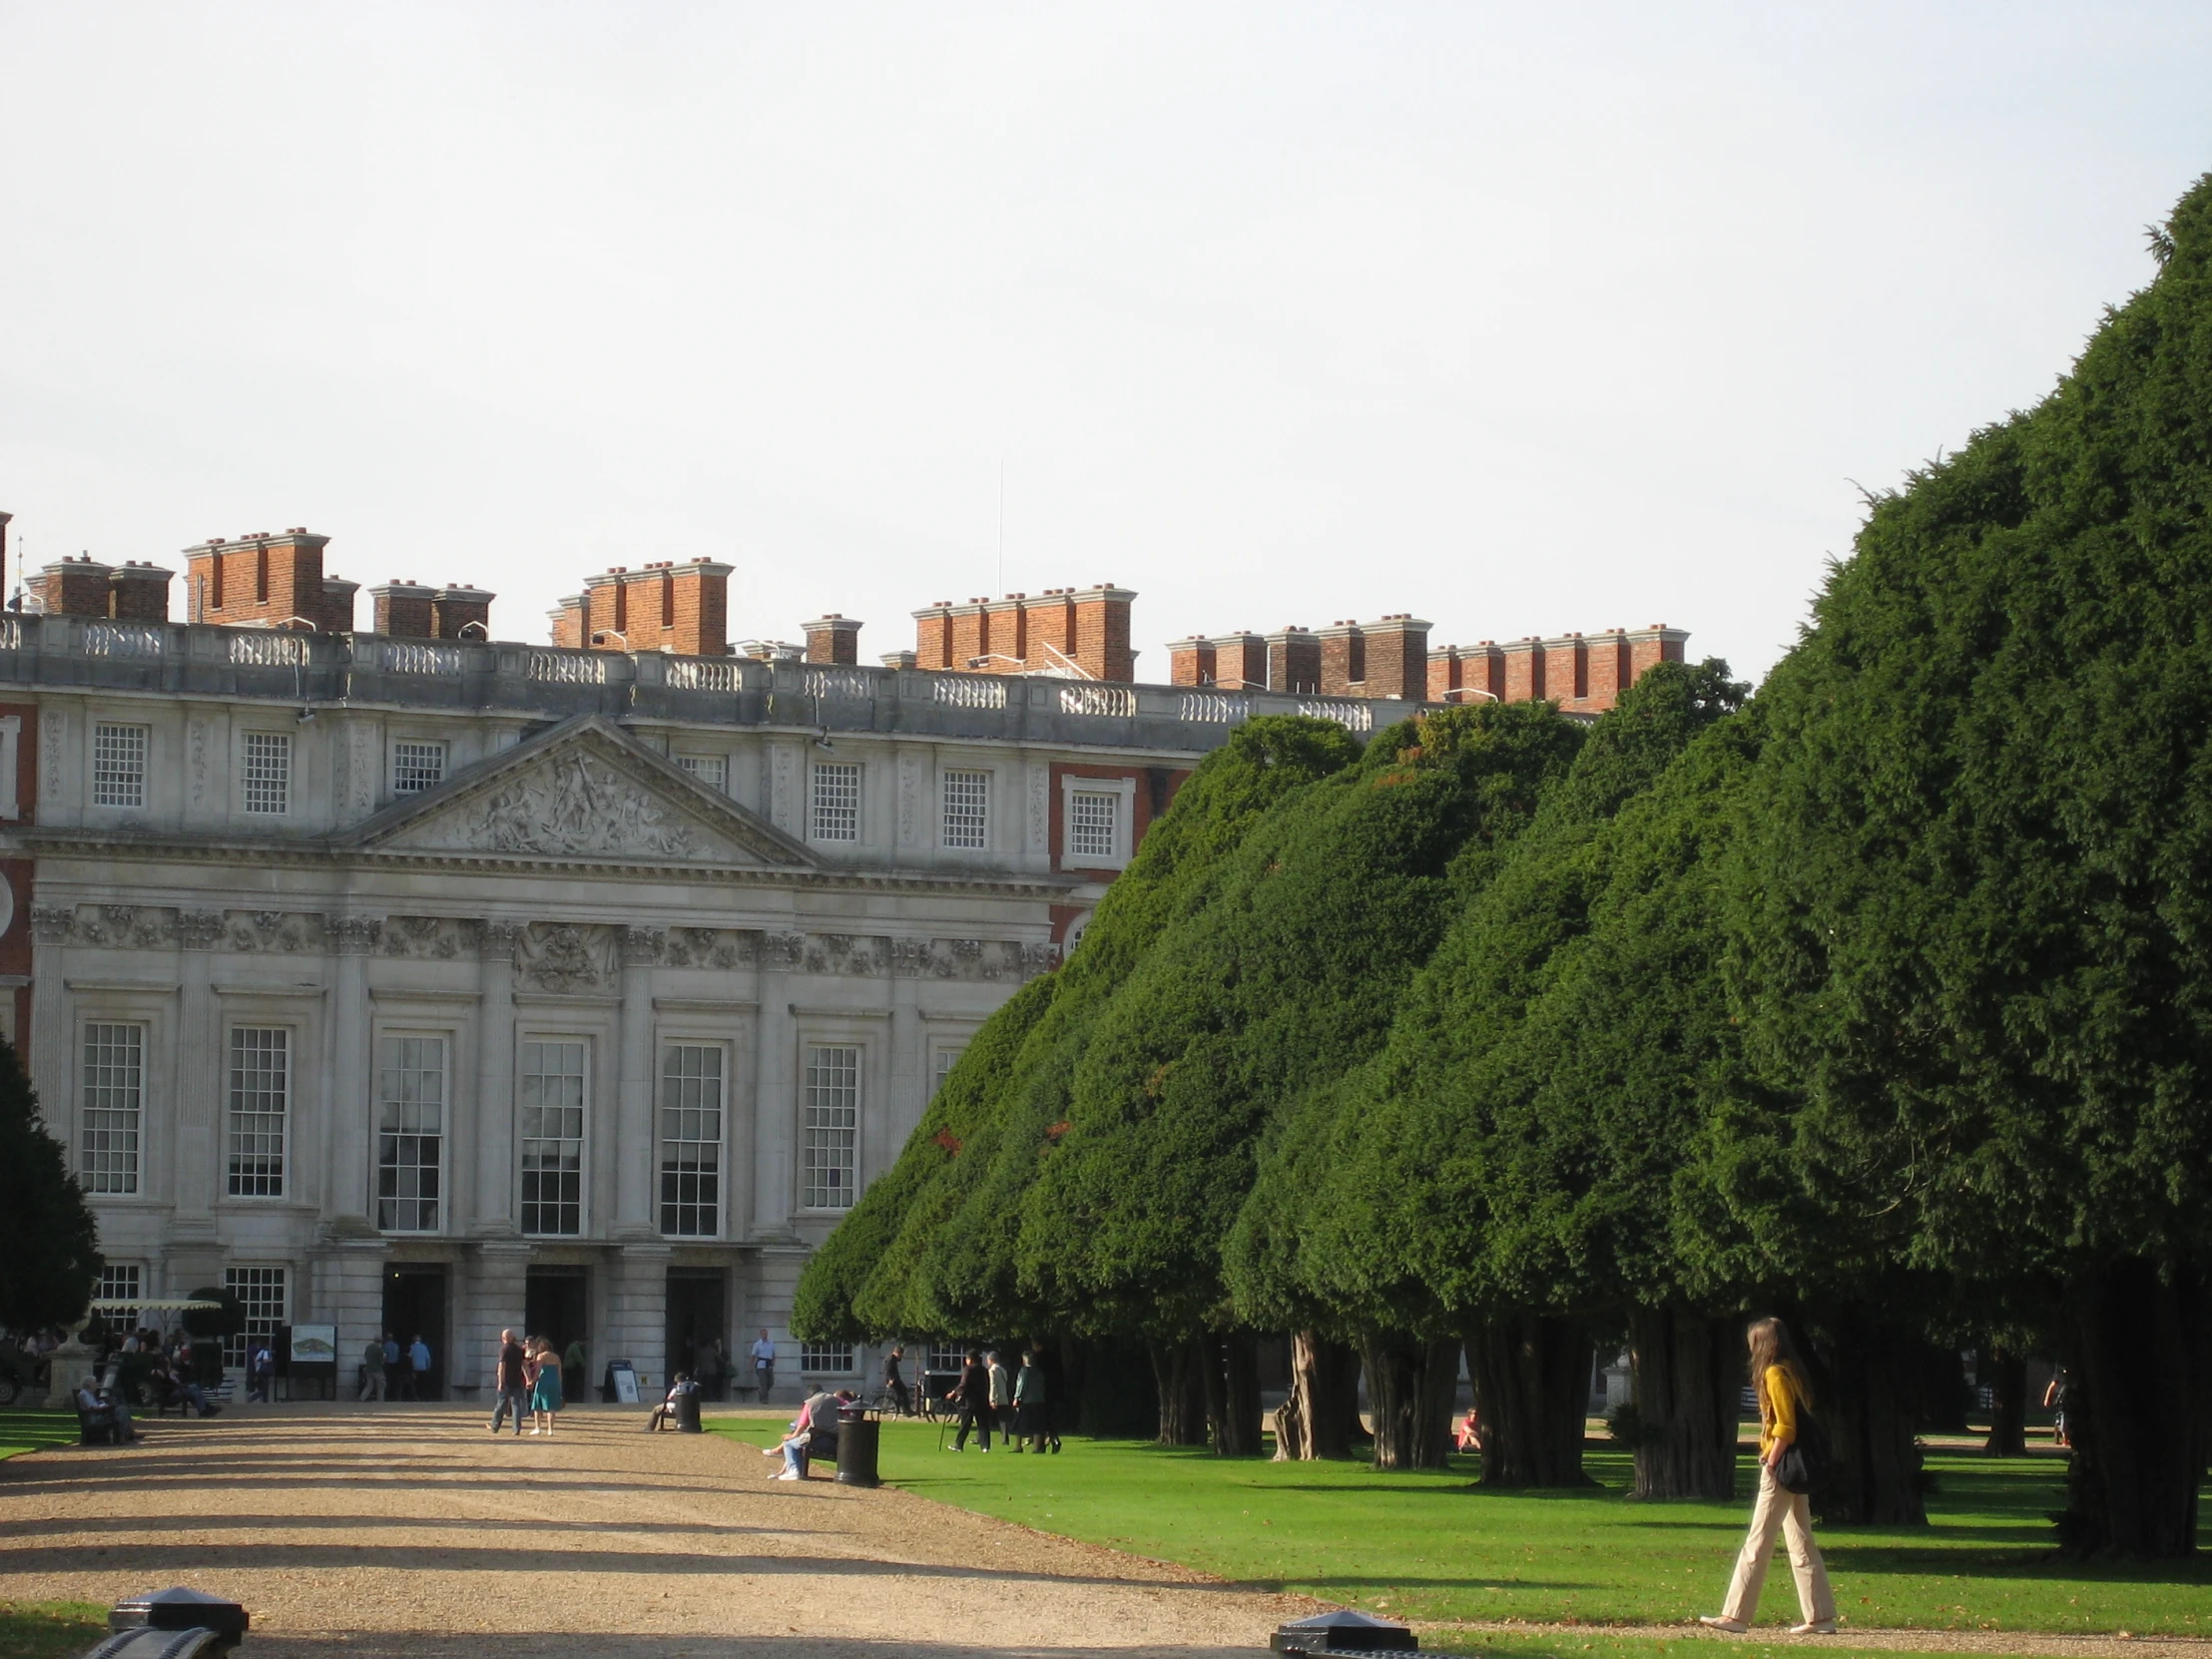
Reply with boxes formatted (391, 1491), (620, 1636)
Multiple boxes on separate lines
(794, 1021), (879, 1215)
(91, 722), (151, 811)
(66, 986), (175, 1206)
(657, 1035), (731, 1241)
(373, 1026), (452, 1235)
(517, 1033), (592, 1239)
(1060, 774), (1136, 871)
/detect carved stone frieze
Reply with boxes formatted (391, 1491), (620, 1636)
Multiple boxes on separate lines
(760, 931), (806, 971)
(377, 915), (473, 960)
(178, 910), (226, 949)
(804, 933), (885, 976)
(1027, 763), (1050, 850)
(37, 903), (182, 948)
(226, 910), (323, 953)
(884, 936), (1058, 982)
(620, 925), (665, 966)
(31, 903), (77, 944)
(325, 915), (383, 956)
(656, 927), (756, 970)
(516, 921), (619, 993)
(477, 918), (525, 960)
(897, 751), (921, 846)
(456, 753), (701, 859)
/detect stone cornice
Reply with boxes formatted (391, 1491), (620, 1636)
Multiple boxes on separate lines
(13, 828), (1079, 900)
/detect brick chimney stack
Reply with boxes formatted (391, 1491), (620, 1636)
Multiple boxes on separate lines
(1267, 626), (1321, 695)
(1209, 632), (1267, 690)
(804, 614), (863, 665)
(30, 556), (177, 621)
(1501, 637), (1545, 702)
(1361, 614), (1430, 701)
(184, 529), (341, 629)
(907, 584), (1136, 682)
(371, 581), (437, 638)
(1170, 637), (1216, 686)
(1317, 622), (1365, 696)
(578, 559), (730, 656)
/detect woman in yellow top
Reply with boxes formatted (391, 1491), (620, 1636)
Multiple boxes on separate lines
(1700, 1318), (1838, 1635)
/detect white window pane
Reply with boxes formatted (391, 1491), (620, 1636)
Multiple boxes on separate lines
(803, 1044), (858, 1209)
(801, 1342), (855, 1374)
(941, 770), (988, 848)
(97, 1264), (142, 1334)
(82, 1022), (144, 1195)
(93, 725), (149, 809)
(392, 741), (446, 796)
(659, 1044), (724, 1237)
(519, 1040), (587, 1236)
(1070, 791), (1117, 860)
(811, 763), (860, 841)
(243, 732), (290, 815)
(377, 1035), (445, 1232)
(676, 754), (728, 794)
(223, 1266), (286, 1370)
(227, 1027), (288, 1197)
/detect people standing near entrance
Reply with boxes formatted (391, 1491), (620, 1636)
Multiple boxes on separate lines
(751, 1329), (777, 1399)
(881, 1345), (909, 1416)
(1014, 1348), (1048, 1452)
(489, 1329), (530, 1435)
(694, 1337), (725, 1402)
(987, 1350), (1014, 1445)
(249, 1340), (275, 1404)
(382, 1332), (401, 1389)
(406, 1334), (431, 1400)
(1701, 1318), (1838, 1636)
(530, 1338), (565, 1434)
(564, 1336), (587, 1405)
(949, 1350), (991, 1451)
(360, 1335), (386, 1402)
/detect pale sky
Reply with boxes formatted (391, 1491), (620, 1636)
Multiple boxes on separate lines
(4, 3), (2208, 686)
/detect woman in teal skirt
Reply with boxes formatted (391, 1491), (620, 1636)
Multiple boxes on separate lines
(529, 1338), (565, 1435)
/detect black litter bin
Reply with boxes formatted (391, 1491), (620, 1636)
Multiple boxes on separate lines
(675, 1388), (703, 1432)
(834, 1403), (880, 1487)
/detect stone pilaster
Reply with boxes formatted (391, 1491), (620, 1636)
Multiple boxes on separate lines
(613, 926), (661, 1238)
(471, 921), (521, 1237)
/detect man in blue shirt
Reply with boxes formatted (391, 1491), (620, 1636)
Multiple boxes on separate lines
(404, 1335), (431, 1400)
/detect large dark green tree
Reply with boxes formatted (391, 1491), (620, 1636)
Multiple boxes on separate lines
(1730, 175), (2212, 1557)
(794, 716), (1362, 1436)
(1017, 701), (1584, 1454)
(1229, 661), (1740, 1480)
(0, 1040), (102, 1336)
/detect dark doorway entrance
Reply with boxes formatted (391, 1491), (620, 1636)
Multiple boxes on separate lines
(666, 1269), (728, 1399)
(382, 1266), (448, 1400)
(525, 1266), (589, 1368)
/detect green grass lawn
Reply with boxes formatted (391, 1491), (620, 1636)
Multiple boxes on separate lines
(709, 1415), (2211, 1636)
(0, 1411), (77, 1462)
(0, 1602), (107, 1659)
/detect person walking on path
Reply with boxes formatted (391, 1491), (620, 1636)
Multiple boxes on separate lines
(489, 1330), (530, 1435)
(1701, 1318), (1838, 1636)
(751, 1329), (777, 1400)
(881, 1345), (910, 1416)
(406, 1335), (431, 1400)
(987, 1350), (1014, 1446)
(360, 1336), (386, 1402)
(529, 1338), (565, 1434)
(1013, 1348), (1048, 1452)
(1031, 1339), (1064, 1452)
(949, 1351), (992, 1451)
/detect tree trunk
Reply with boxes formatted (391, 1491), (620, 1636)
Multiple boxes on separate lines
(1362, 1333), (1456, 1470)
(1150, 1338), (1209, 1445)
(1627, 1305), (1737, 1499)
(1802, 1304), (1928, 1526)
(1284, 1331), (1361, 1459)
(1468, 1315), (1595, 1487)
(1982, 1347), (2028, 1457)
(1207, 1331), (1264, 1456)
(2055, 1260), (2211, 1559)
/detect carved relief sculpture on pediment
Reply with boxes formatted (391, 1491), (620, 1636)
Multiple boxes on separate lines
(464, 752), (701, 859)
(804, 933), (887, 977)
(885, 936), (1061, 982)
(517, 921), (619, 993)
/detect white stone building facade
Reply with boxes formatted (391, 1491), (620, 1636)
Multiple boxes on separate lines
(1, 616), (1380, 1398)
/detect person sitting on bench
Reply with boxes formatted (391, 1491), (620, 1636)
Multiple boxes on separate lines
(75, 1378), (142, 1443)
(646, 1372), (700, 1430)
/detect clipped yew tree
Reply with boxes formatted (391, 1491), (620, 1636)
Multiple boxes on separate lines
(1236, 659), (1743, 1483)
(794, 717), (1362, 1416)
(1730, 176), (2212, 1558)
(0, 1039), (102, 1337)
(1017, 700), (1585, 1455)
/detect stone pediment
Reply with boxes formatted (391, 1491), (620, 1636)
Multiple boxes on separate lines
(344, 716), (813, 869)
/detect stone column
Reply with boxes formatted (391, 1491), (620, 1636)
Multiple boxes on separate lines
(323, 916), (377, 1231)
(753, 932), (801, 1237)
(463, 1239), (532, 1397)
(172, 910), (223, 1254)
(609, 1240), (673, 1388)
(472, 921), (520, 1237)
(614, 926), (662, 1238)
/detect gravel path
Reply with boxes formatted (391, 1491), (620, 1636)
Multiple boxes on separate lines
(1420, 1623), (2212, 1658)
(0, 1404), (1317, 1659)
(4, 1406), (2203, 1659)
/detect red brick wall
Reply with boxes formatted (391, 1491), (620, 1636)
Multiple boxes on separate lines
(1073, 587), (1134, 683)
(1319, 624), (1364, 696)
(1545, 636), (1588, 704)
(1170, 639), (1215, 686)
(1269, 629), (1320, 694)
(1212, 634), (1267, 689)
(913, 605), (954, 670)
(1363, 616), (1429, 701)
(805, 617), (862, 664)
(1502, 639), (1545, 703)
